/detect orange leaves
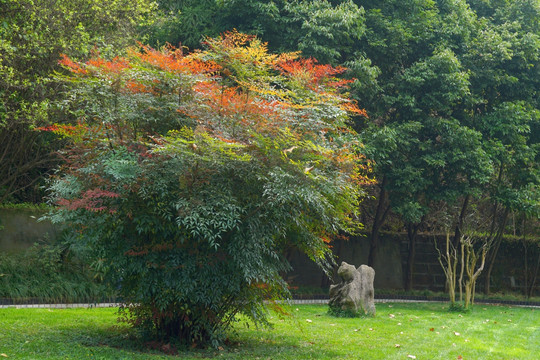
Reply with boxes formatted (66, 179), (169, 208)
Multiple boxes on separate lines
(60, 54), (130, 74)
(187, 82), (284, 134)
(207, 29), (257, 49)
(57, 33), (372, 187)
(133, 44), (221, 75)
(340, 101), (368, 117)
(59, 44), (221, 98)
(276, 57), (348, 90)
(36, 122), (88, 141)
(59, 54), (87, 74)
(86, 56), (130, 73)
(125, 80), (154, 94)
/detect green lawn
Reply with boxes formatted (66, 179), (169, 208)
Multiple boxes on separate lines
(0, 303), (538, 359)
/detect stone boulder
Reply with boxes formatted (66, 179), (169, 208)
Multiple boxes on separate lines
(329, 261), (375, 316)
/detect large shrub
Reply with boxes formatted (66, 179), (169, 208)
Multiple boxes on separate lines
(45, 31), (371, 347)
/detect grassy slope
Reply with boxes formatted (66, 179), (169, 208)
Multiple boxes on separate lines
(0, 303), (538, 359)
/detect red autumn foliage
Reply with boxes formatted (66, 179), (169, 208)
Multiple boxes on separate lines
(56, 188), (120, 213)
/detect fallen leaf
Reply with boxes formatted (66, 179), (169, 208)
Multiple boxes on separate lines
(218, 346), (224, 351)
(429, 328), (435, 332)
(306, 319), (312, 323)
(0, 354), (7, 358)
(389, 314), (395, 318)
(395, 344), (401, 348)
(457, 356), (463, 359)
(282, 146), (297, 154)
(407, 355), (417, 359)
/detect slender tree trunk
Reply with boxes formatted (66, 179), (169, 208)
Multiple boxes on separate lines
(523, 219), (528, 297)
(368, 176), (390, 267)
(484, 207), (510, 295)
(459, 241), (465, 302)
(405, 222), (420, 291)
(453, 194), (470, 247)
(529, 250), (540, 298)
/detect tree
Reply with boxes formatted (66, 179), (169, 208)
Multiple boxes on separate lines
(358, 8), (492, 286)
(45, 31), (371, 346)
(0, 0), (154, 203)
(145, 0), (366, 64)
(356, 0), (539, 293)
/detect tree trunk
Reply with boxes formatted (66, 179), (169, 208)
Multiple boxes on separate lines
(529, 250), (540, 298)
(368, 176), (390, 267)
(405, 222), (420, 291)
(484, 207), (510, 295)
(453, 194), (470, 248)
(522, 219), (528, 297)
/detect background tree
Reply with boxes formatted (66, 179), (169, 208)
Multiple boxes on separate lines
(0, 0), (153, 203)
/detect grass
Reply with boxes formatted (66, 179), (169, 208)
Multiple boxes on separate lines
(0, 303), (538, 359)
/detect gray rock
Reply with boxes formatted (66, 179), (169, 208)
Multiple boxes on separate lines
(329, 261), (376, 316)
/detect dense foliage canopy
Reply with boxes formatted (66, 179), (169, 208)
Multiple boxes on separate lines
(0, 0), (153, 203)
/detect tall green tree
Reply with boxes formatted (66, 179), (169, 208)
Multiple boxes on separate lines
(355, 0), (539, 292)
(146, 0), (366, 64)
(0, 0), (153, 203)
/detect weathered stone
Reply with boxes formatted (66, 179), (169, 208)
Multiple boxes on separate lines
(329, 261), (376, 316)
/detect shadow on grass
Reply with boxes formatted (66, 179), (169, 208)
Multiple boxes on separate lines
(65, 322), (345, 359)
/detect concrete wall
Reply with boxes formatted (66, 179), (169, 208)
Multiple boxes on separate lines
(0, 208), (58, 252)
(1, 208), (537, 295)
(287, 234), (404, 290)
(288, 233), (539, 295)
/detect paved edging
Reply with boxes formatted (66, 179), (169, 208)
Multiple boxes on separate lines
(2, 299), (538, 309)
